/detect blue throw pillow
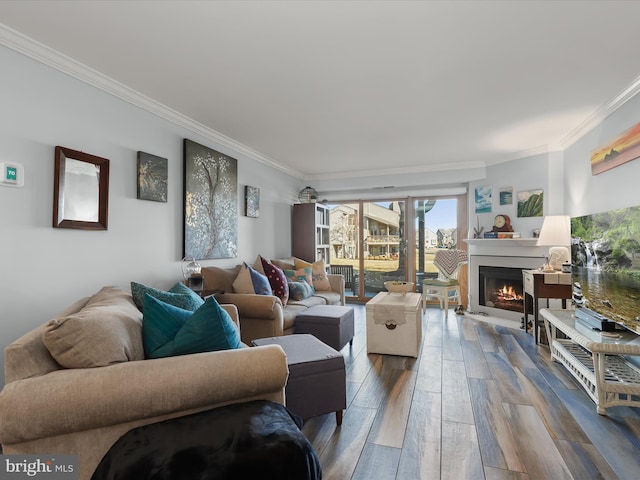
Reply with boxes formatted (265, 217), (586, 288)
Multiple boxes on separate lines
(131, 281), (204, 312)
(244, 262), (273, 296)
(142, 294), (241, 359)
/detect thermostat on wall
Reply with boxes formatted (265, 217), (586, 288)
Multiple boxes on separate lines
(0, 162), (24, 187)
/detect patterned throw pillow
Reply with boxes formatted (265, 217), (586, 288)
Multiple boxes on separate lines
(130, 281), (204, 312)
(284, 267), (315, 294)
(260, 256), (289, 305)
(288, 280), (314, 301)
(294, 258), (332, 291)
(142, 294), (241, 359)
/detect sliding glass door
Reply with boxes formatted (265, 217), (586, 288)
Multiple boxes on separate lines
(327, 194), (467, 303)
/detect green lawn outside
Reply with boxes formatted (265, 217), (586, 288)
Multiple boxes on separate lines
(330, 250), (439, 274)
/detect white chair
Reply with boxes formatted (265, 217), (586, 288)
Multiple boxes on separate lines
(422, 249), (468, 312)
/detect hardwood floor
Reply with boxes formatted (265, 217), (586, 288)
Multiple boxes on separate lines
(302, 305), (640, 479)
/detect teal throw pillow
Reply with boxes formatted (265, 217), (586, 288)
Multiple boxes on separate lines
(142, 294), (241, 359)
(244, 262), (273, 296)
(131, 281), (204, 312)
(288, 280), (314, 301)
(284, 268), (315, 294)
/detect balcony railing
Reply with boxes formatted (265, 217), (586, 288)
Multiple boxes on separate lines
(366, 235), (400, 244)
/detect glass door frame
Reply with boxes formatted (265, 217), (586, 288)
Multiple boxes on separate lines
(330, 193), (468, 303)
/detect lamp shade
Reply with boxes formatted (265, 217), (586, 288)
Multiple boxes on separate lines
(537, 215), (571, 270)
(536, 215), (571, 247)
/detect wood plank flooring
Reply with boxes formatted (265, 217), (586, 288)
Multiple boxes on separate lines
(302, 305), (640, 479)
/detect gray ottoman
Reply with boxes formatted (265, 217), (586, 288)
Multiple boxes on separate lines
(252, 334), (346, 425)
(294, 305), (355, 351)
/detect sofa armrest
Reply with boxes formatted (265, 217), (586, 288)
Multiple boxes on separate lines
(0, 345), (288, 445)
(215, 293), (285, 343)
(328, 274), (346, 305)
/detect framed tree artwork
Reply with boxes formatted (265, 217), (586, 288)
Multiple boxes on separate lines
(183, 139), (238, 259)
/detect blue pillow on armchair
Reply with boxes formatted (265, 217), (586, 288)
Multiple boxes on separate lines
(142, 294), (241, 359)
(131, 281), (204, 312)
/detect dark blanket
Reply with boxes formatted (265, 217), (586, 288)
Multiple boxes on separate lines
(92, 400), (322, 480)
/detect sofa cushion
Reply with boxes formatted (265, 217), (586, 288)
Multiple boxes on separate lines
(142, 295), (241, 359)
(233, 263), (256, 294)
(271, 257), (296, 271)
(294, 258), (332, 291)
(42, 287), (144, 368)
(287, 295), (327, 309)
(130, 281), (204, 312)
(260, 256), (289, 306)
(312, 290), (341, 305)
(201, 265), (241, 293)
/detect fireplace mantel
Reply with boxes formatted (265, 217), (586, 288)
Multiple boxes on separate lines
(465, 238), (548, 322)
(464, 238), (538, 247)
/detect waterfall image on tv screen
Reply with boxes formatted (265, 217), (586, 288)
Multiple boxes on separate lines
(571, 205), (640, 333)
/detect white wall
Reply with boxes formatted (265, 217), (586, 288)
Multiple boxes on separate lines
(564, 93), (640, 217)
(0, 47), (299, 385)
(468, 152), (553, 238)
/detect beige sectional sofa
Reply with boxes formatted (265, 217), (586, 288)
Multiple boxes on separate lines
(0, 287), (289, 480)
(200, 257), (345, 345)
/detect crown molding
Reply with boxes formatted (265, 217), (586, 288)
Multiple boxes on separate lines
(303, 160), (486, 182)
(0, 23), (304, 179)
(560, 73), (640, 149)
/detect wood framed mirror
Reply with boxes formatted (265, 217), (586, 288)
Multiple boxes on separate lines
(53, 146), (110, 230)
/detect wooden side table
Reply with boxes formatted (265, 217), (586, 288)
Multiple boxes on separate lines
(522, 270), (572, 344)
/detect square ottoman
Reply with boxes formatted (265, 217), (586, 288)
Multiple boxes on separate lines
(294, 305), (355, 351)
(253, 334), (346, 425)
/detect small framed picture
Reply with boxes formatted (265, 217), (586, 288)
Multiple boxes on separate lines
(245, 185), (260, 218)
(517, 189), (543, 217)
(137, 151), (168, 202)
(474, 186), (492, 213)
(499, 186), (513, 205)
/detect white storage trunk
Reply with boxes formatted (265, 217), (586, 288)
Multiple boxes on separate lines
(366, 292), (422, 357)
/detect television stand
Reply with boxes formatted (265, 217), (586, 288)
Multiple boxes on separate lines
(540, 308), (640, 414)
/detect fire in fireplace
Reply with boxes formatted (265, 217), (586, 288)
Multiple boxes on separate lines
(479, 266), (525, 313)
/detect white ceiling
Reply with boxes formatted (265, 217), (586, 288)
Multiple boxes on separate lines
(2, 0), (640, 181)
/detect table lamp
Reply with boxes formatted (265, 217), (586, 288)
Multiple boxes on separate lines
(182, 256), (203, 291)
(536, 215), (571, 271)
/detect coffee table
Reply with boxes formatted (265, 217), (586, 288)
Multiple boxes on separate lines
(540, 308), (640, 414)
(366, 292), (422, 357)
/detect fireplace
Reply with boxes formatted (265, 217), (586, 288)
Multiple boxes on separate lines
(465, 239), (548, 322)
(479, 266), (525, 313)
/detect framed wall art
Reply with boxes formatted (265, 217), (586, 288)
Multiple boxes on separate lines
(474, 186), (492, 213)
(245, 185), (260, 218)
(517, 188), (543, 217)
(499, 186), (513, 205)
(183, 139), (238, 260)
(591, 122), (640, 175)
(137, 151), (168, 202)
(53, 146), (109, 230)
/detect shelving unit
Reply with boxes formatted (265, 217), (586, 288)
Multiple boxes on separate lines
(292, 203), (330, 263)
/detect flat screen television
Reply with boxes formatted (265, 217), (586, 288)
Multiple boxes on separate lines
(571, 205), (640, 334)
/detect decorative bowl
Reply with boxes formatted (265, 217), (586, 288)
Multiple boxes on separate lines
(384, 281), (414, 294)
